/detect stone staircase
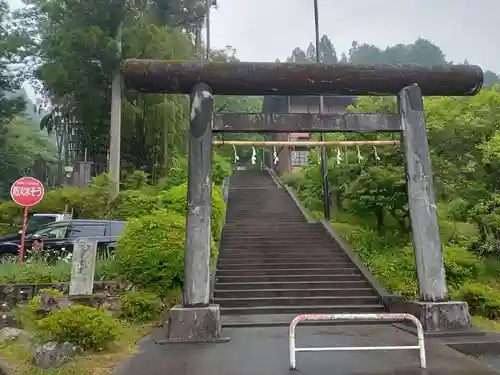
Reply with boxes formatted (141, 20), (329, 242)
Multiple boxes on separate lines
(214, 170), (387, 327)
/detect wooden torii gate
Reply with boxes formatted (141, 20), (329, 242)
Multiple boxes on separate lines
(121, 60), (483, 342)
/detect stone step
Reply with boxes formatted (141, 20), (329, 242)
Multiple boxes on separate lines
(222, 228), (326, 234)
(221, 242), (333, 247)
(214, 280), (372, 290)
(216, 268), (360, 276)
(214, 288), (377, 298)
(221, 314), (398, 328)
(221, 234), (331, 241)
(216, 262), (355, 270)
(215, 295), (380, 307)
(216, 254), (349, 262)
(215, 274), (366, 283)
(219, 247), (342, 253)
(220, 304), (385, 315)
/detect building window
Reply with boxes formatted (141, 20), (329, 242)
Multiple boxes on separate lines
(292, 150), (309, 166)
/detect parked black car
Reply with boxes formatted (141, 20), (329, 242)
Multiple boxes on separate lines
(0, 220), (126, 261)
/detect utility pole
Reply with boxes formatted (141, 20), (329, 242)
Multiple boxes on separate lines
(313, 0), (330, 220)
(205, 0), (212, 60)
(109, 22), (122, 201)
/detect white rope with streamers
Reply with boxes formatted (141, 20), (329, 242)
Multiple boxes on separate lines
(251, 147), (257, 165)
(373, 146), (381, 163)
(232, 145), (240, 164)
(357, 145), (363, 163)
(273, 146), (279, 165)
(336, 148), (343, 165)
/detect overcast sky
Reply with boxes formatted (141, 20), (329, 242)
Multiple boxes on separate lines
(7, 0), (500, 75)
(208, 0), (499, 73)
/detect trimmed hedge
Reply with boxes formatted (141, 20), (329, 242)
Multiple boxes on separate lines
(115, 210), (217, 297)
(158, 183), (226, 242)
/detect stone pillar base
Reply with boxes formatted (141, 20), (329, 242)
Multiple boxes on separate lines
(392, 299), (475, 336)
(157, 304), (230, 344)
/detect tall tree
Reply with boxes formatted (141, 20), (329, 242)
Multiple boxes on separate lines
(287, 47), (308, 63)
(319, 34), (337, 64)
(0, 0), (25, 121)
(306, 43), (316, 62)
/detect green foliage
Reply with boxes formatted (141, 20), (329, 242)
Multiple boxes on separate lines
(158, 183), (226, 242)
(212, 153), (232, 185)
(444, 198), (470, 222)
(156, 157), (188, 191)
(115, 210), (186, 297)
(122, 170), (150, 190)
(342, 166), (408, 231)
(109, 190), (159, 220)
(470, 195), (500, 256)
(443, 246), (481, 290)
(36, 305), (121, 351)
(14, 288), (64, 330)
(120, 291), (162, 322)
(454, 283), (500, 320)
(0, 255), (116, 284)
(0, 117), (57, 200)
(331, 213), (490, 304)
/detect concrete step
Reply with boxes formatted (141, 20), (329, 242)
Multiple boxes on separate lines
(216, 268), (361, 276)
(215, 274), (366, 283)
(216, 262), (355, 270)
(214, 288), (377, 299)
(220, 304), (385, 315)
(214, 280), (372, 290)
(221, 314), (398, 328)
(215, 295), (380, 307)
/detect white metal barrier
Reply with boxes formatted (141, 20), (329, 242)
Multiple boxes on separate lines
(289, 313), (426, 370)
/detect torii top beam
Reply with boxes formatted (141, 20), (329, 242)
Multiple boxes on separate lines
(121, 60), (483, 97)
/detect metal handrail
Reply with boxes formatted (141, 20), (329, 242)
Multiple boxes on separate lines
(289, 313), (426, 370)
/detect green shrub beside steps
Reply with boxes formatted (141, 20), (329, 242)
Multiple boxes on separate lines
(116, 209), (217, 297)
(158, 183), (226, 242)
(120, 291), (162, 322)
(36, 304), (121, 351)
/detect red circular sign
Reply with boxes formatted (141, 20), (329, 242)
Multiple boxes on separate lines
(10, 177), (45, 207)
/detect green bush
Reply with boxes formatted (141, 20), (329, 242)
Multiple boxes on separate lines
(445, 198), (470, 222)
(443, 245), (481, 289)
(122, 170), (150, 190)
(212, 153), (232, 185)
(454, 283), (500, 319)
(120, 291), (162, 322)
(116, 210), (217, 296)
(158, 183), (226, 242)
(109, 190), (158, 220)
(36, 304), (121, 351)
(281, 169), (307, 189)
(116, 210), (186, 297)
(439, 220), (479, 247)
(156, 157), (188, 191)
(14, 288), (64, 330)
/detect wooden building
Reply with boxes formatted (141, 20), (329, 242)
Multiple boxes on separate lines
(262, 95), (355, 174)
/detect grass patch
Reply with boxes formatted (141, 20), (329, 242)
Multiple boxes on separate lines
(473, 316), (500, 333)
(0, 322), (154, 375)
(0, 255), (119, 284)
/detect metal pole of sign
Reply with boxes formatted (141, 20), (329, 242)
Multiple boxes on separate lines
(313, 0), (330, 221)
